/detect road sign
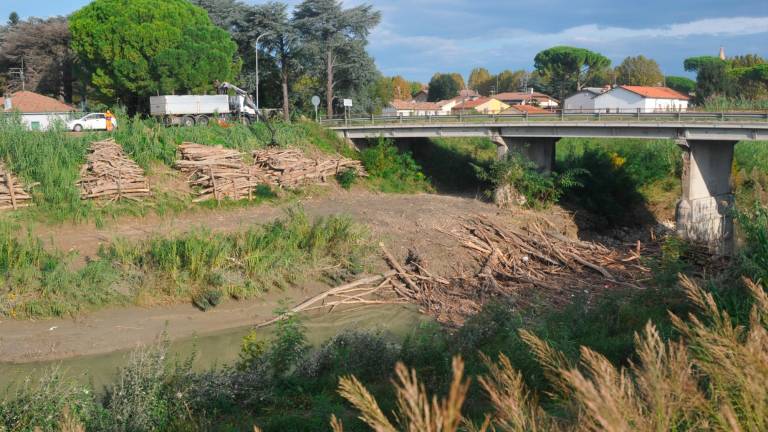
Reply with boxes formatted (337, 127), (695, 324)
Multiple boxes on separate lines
(343, 99), (353, 107)
(311, 95), (320, 107)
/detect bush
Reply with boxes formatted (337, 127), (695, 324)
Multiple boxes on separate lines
(360, 138), (430, 193)
(335, 168), (358, 190)
(299, 330), (399, 384)
(474, 152), (585, 209)
(736, 203), (768, 284)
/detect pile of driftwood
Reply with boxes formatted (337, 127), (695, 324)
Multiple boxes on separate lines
(0, 162), (33, 210)
(263, 218), (651, 328)
(252, 148), (366, 189)
(175, 142), (262, 203)
(78, 139), (151, 202)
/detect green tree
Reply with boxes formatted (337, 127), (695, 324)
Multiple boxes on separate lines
(534, 46), (611, 100)
(683, 56), (723, 73)
(409, 81), (423, 97)
(468, 67), (491, 90)
(7, 12), (19, 26)
(293, 0), (381, 117)
(695, 60), (733, 102)
(496, 69), (526, 93)
(246, 2), (299, 121)
(615, 55), (664, 86)
(69, 0), (240, 113)
(427, 73), (460, 102)
(665, 76), (696, 94)
(449, 72), (466, 91)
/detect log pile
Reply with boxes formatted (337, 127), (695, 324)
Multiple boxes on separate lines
(0, 162), (33, 210)
(175, 142), (263, 203)
(252, 148), (367, 189)
(78, 139), (151, 201)
(263, 218), (653, 328)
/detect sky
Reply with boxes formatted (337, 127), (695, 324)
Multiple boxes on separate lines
(2, 0), (768, 83)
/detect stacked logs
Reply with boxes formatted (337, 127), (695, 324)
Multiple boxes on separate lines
(0, 162), (33, 210)
(252, 148), (367, 189)
(78, 139), (151, 202)
(175, 142), (262, 203)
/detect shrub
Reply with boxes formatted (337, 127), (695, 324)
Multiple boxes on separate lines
(299, 330), (399, 383)
(360, 138), (430, 193)
(736, 203), (768, 283)
(474, 152), (585, 209)
(335, 168), (358, 190)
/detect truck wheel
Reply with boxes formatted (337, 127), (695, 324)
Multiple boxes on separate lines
(163, 116), (174, 127)
(181, 116), (196, 127)
(73, 124), (83, 132)
(196, 115), (210, 126)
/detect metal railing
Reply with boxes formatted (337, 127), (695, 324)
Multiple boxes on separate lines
(320, 110), (768, 128)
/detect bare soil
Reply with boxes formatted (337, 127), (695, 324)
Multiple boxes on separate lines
(1, 189), (576, 363)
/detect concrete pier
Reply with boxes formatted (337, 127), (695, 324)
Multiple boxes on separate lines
(493, 136), (558, 173)
(675, 139), (736, 254)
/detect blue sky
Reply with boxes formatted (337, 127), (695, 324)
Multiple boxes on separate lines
(3, 0), (768, 83)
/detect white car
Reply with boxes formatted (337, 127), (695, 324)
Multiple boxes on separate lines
(67, 113), (118, 132)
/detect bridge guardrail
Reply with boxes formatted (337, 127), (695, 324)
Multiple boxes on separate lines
(320, 111), (768, 128)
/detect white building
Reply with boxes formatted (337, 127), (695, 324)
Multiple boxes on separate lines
(383, 99), (443, 116)
(494, 90), (559, 109)
(1, 91), (76, 130)
(566, 85), (690, 113)
(563, 87), (609, 112)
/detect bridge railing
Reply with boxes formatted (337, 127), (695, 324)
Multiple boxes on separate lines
(320, 110), (768, 128)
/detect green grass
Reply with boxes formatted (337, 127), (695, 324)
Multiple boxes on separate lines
(0, 210), (370, 319)
(359, 138), (431, 193)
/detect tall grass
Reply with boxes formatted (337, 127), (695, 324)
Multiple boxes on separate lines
(336, 276), (768, 432)
(360, 138), (431, 193)
(698, 96), (768, 112)
(0, 210), (369, 318)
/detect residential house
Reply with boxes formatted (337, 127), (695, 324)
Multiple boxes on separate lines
(493, 90), (559, 109)
(588, 85), (690, 113)
(412, 89), (429, 102)
(383, 99), (442, 116)
(563, 87), (610, 112)
(501, 104), (551, 115)
(452, 97), (510, 114)
(1, 91), (76, 130)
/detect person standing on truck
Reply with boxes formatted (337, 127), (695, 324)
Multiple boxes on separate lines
(105, 110), (114, 132)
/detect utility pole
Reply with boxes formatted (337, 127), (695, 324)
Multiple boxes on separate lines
(8, 57), (25, 92)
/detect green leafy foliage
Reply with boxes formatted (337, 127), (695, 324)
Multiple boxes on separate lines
(665, 75), (696, 94)
(736, 203), (768, 284)
(474, 152), (585, 209)
(360, 138), (430, 193)
(335, 168), (358, 190)
(427, 73), (460, 102)
(69, 0), (239, 112)
(533, 46), (611, 100)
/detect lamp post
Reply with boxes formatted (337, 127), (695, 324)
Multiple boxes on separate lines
(254, 32), (272, 111)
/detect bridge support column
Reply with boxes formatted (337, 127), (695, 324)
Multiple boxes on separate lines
(675, 139), (736, 255)
(496, 137), (558, 173)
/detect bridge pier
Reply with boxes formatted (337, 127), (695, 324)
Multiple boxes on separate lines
(675, 139), (736, 255)
(494, 137), (558, 174)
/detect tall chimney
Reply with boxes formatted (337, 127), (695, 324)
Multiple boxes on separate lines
(719, 46), (726, 60)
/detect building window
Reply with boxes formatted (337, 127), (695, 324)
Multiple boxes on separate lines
(30, 121), (41, 131)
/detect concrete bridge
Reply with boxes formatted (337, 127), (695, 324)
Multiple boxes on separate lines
(325, 112), (768, 254)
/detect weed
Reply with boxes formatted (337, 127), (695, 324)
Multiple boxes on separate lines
(736, 202), (768, 284)
(360, 138), (430, 193)
(335, 168), (358, 190)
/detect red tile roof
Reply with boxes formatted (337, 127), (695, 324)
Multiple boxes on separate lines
(389, 99), (440, 111)
(494, 91), (559, 103)
(504, 104), (550, 114)
(619, 86), (690, 100)
(453, 97), (493, 110)
(0, 91), (75, 113)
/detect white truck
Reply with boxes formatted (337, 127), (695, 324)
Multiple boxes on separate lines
(150, 93), (257, 127)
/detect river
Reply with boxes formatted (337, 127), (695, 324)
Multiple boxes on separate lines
(0, 304), (427, 394)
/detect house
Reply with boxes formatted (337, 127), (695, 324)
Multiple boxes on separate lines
(1, 91), (76, 130)
(563, 87), (610, 112)
(590, 86), (690, 113)
(452, 97), (510, 114)
(493, 90), (559, 109)
(501, 104), (551, 115)
(412, 89), (429, 102)
(383, 99), (443, 117)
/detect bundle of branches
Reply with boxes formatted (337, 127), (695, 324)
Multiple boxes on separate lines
(175, 142), (264, 203)
(0, 162), (33, 210)
(78, 139), (151, 201)
(252, 148), (367, 189)
(264, 219), (652, 328)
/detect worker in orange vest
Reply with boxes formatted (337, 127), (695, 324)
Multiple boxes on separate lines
(105, 110), (114, 132)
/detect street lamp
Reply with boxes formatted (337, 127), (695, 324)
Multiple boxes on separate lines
(254, 32), (272, 111)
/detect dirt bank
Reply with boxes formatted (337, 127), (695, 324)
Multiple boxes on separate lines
(1, 190), (575, 363)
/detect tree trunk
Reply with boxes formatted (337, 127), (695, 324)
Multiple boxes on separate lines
(326, 49), (334, 119)
(281, 66), (290, 122)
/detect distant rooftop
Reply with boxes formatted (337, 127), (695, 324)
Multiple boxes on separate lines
(0, 91), (75, 113)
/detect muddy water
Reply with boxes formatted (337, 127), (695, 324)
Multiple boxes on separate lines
(0, 305), (427, 394)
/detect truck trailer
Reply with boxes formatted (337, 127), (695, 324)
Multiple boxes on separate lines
(149, 94), (257, 127)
